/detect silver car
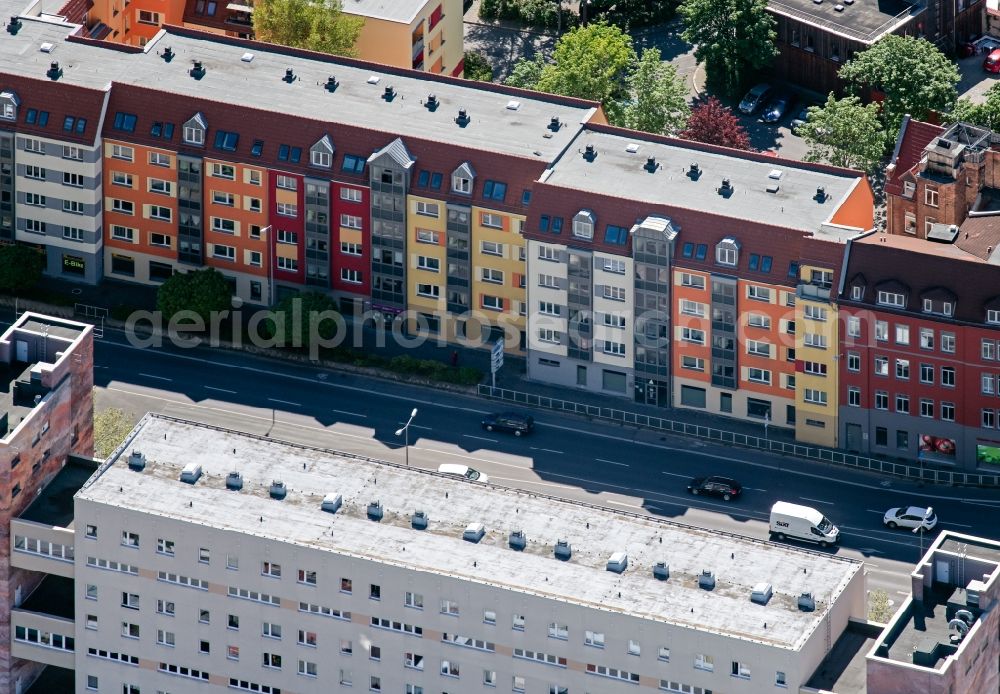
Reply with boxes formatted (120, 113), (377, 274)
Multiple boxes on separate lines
(738, 83), (772, 115)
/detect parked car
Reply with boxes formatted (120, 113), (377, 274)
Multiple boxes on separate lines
(738, 83), (772, 115)
(761, 92), (795, 124)
(481, 412), (534, 436)
(438, 463), (489, 484)
(883, 506), (938, 531)
(687, 476), (742, 501)
(790, 104), (817, 134)
(985, 48), (1000, 73)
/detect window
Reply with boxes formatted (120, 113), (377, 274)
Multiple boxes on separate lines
(212, 191), (235, 206)
(340, 214), (362, 229)
(604, 225), (628, 244)
(804, 388), (827, 405)
(694, 654), (714, 672)
(156, 538), (175, 555)
(452, 174), (471, 193)
(24, 193), (45, 207)
(679, 272), (705, 289)
(213, 245), (235, 261)
(156, 629), (175, 646)
(483, 180), (507, 201)
(149, 206), (171, 222)
(277, 144), (301, 162)
(628, 640), (641, 656)
(111, 172), (133, 188)
(276, 229), (297, 244)
(896, 359), (910, 379)
(983, 409), (996, 428)
(64, 227), (84, 241)
(138, 9), (160, 23)
(297, 569), (316, 586)
(920, 399), (934, 418)
(804, 333), (827, 349)
(681, 327), (705, 344)
(416, 256), (439, 272)
(603, 341), (625, 356)
(263, 652), (281, 669)
(548, 622), (568, 640)
(895, 324), (910, 345)
(925, 187), (939, 207)
(148, 178), (171, 195)
(942, 402), (955, 421)
(25, 165), (45, 180)
(732, 661), (751, 679)
(573, 211), (595, 239)
(113, 111), (138, 132)
(603, 286), (626, 301)
(416, 283), (440, 298)
(480, 241), (503, 257)
(803, 361), (827, 375)
(747, 285), (771, 302)
(747, 340), (771, 357)
(848, 387), (861, 407)
(748, 313), (771, 329)
(748, 367), (771, 385)
(873, 355), (890, 376)
(481, 268), (503, 284)
(716, 240), (738, 266)
(847, 351), (860, 372)
(111, 144), (134, 162)
(121, 592), (140, 609)
(920, 363), (934, 384)
(875, 391), (888, 410)
(877, 290), (906, 308)
(896, 394), (910, 414)
(415, 201), (439, 217)
(983, 373), (995, 395)
(942, 332), (956, 354)
(121, 531), (139, 548)
(875, 320), (889, 342)
(276, 174), (297, 191)
(183, 123), (205, 145)
(341, 187), (362, 203)
(942, 366), (956, 387)
(341, 154), (366, 174)
(62, 171), (85, 187)
(262, 622), (282, 639)
(681, 355), (705, 371)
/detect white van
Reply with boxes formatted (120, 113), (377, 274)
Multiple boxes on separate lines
(437, 463), (488, 484)
(769, 501), (840, 547)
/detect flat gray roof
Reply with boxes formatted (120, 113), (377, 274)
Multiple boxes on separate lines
(79, 415), (863, 650)
(545, 128), (865, 233)
(342, 0), (427, 24)
(767, 0), (916, 42)
(0, 16), (595, 161)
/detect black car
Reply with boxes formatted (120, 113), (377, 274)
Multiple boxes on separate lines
(687, 476), (742, 501)
(761, 92), (795, 124)
(482, 412), (534, 436)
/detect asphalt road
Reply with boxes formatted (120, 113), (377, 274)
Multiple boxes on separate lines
(88, 325), (1000, 603)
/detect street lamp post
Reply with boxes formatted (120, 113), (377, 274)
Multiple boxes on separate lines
(913, 506), (934, 561)
(260, 225), (274, 306)
(395, 408), (418, 467)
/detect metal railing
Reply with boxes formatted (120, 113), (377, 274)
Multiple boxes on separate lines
(478, 386), (1000, 488)
(74, 304), (107, 338)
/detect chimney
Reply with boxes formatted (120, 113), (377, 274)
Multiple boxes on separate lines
(284, 67), (295, 83)
(326, 75), (338, 91)
(426, 93), (438, 110)
(583, 144), (596, 161)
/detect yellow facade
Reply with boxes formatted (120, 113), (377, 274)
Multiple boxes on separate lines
(350, 0), (465, 76)
(405, 194), (449, 337)
(794, 264), (839, 447)
(470, 207), (526, 354)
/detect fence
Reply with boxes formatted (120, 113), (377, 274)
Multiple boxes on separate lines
(74, 303), (107, 338)
(478, 386), (1000, 488)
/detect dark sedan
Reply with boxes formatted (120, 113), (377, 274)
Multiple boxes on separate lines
(687, 476), (743, 501)
(761, 92), (795, 124)
(481, 412), (534, 436)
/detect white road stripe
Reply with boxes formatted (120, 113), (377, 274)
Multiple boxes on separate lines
(940, 521), (974, 529)
(866, 509), (885, 514)
(800, 497), (833, 505)
(332, 409), (367, 417)
(463, 434), (498, 443)
(530, 447), (564, 454)
(661, 471), (689, 478)
(597, 458), (628, 466)
(205, 386), (237, 394)
(139, 373), (172, 381)
(267, 398), (301, 407)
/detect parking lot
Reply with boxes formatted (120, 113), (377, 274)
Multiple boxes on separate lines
(958, 39), (1000, 104)
(707, 87), (815, 162)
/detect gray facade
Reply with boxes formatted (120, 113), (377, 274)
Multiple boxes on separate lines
(839, 406), (974, 470)
(368, 139), (413, 315)
(632, 217), (677, 407)
(304, 178), (331, 288)
(710, 275), (738, 390)
(566, 249), (592, 361)
(176, 155), (203, 266)
(445, 204), (471, 315)
(0, 132), (14, 242)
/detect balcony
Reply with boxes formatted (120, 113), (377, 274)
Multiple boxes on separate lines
(798, 283), (832, 302)
(12, 575), (75, 669)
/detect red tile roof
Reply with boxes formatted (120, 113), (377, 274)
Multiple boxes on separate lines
(56, 0), (93, 23)
(885, 117), (944, 196)
(957, 215), (1000, 260)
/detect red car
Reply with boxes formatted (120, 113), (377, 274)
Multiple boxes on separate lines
(984, 49), (1000, 73)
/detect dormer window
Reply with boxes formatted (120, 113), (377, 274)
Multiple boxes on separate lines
(572, 210), (595, 240)
(943, 302), (953, 316)
(310, 135), (334, 168)
(851, 285), (863, 300)
(0, 91), (19, 121)
(715, 238), (739, 266)
(877, 291), (906, 308)
(451, 162), (475, 194)
(903, 181), (915, 198)
(183, 113), (207, 145)
(988, 309), (1000, 325)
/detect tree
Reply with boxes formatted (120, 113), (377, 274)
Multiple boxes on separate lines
(680, 97), (752, 150)
(949, 84), (1000, 130)
(93, 407), (136, 459)
(679, 0), (777, 96)
(839, 35), (959, 137)
(252, 0), (364, 56)
(535, 21), (637, 114)
(464, 51), (494, 82)
(263, 291), (341, 349)
(617, 48), (691, 135)
(800, 93), (885, 173)
(0, 244), (43, 294)
(868, 589), (893, 623)
(156, 268), (232, 324)
(504, 54), (547, 90)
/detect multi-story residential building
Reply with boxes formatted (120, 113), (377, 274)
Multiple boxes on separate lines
(524, 124), (874, 440)
(838, 229), (1000, 471)
(0, 313), (93, 693)
(71, 0), (465, 76)
(5, 413), (866, 693)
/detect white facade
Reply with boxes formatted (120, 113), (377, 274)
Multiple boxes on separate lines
(56, 415), (868, 694)
(592, 251), (634, 368)
(526, 239), (569, 358)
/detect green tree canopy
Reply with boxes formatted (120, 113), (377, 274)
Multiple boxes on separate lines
(156, 267), (232, 324)
(263, 291), (341, 348)
(838, 35), (959, 138)
(616, 48), (691, 135)
(252, 0), (364, 56)
(464, 51), (494, 82)
(503, 53), (547, 90)
(679, 0), (777, 96)
(799, 93), (886, 173)
(680, 97), (752, 150)
(0, 244), (43, 294)
(949, 83), (1000, 131)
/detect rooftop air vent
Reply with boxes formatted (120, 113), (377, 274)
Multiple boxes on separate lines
(284, 67), (295, 83)
(583, 144), (596, 162)
(8, 16), (21, 33)
(625, 142), (640, 153)
(456, 108), (470, 127)
(127, 450), (146, 471)
(240, 51), (254, 63)
(644, 156), (658, 173)
(269, 480), (286, 500)
(688, 162), (701, 180)
(47, 61), (61, 80)
(653, 562), (669, 580)
(426, 93), (438, 110)
(367, 500), (383, 521)
(798, 592), (816, 611)
(508, 529), (526, 551)
(180, 462), (202, 484)
(506, 99), (521, 111)
(39, 42), (54, 52)
(190, 60), (205, 79)
(834, 4), (844, 10)
(843, 0), (854, 4)
(812, 0), (823, 4)
(751, 582), (773, 605)
(768, 169), (783, 180)
(383, 85), (395, 101)
(411, 510), (428, 530)
(606, 552), (628, 574)
(698, 570), (716, 590)
(225, 471), (243, 491)
(550, 116), (561, 131)
(719, 178), (734, 197)
(367, 75), (380, 84)
(463, 522), (485, 543)
(554, 539), (572, 560)
(766, 183), (780, 194)
(326, 75), (339, 92)
(815, 186), (828, 202)
(321, 493), (342, 513)
(161, 46), (174, 62)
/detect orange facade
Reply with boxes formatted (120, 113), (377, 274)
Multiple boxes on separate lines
(737, 278), (796, 400)
(672, 269), (711, 384)
(201, 157), (269, 280)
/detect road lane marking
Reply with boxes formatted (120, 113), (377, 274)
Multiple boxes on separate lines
(940, 521), (973, 528)
(138, 373), (172, 382)
(661, 471), (689, 478)
(333, 409), (367, 418)
(400, 423), (432, 431)
(866, 509), (884, 514)
(745, 487), (767, 492)
(597, 458), (628, 466)
(463, 434), (498, 443)
(205, 386), (237, 394)
(800, 497), (833, 505)
(268, 398), (301, 407)
(530, 447), (564, 454)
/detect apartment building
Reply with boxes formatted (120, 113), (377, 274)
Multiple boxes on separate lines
(0, 313), (93, 693)
(70, 0), (465, 76)
(524, 124), (874, 438)
(8, 414), (867, 693)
